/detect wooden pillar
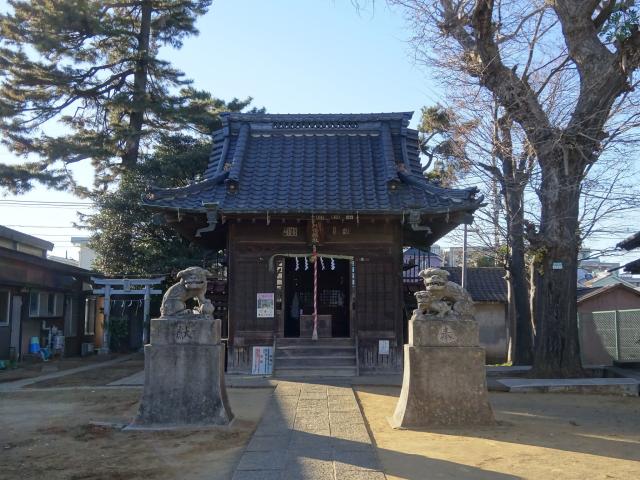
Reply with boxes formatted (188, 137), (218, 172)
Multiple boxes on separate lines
(143, 286), (151, 345)
(100, 285), (111, 354)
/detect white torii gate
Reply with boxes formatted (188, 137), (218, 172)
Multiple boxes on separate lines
(92, 277), (164, 354)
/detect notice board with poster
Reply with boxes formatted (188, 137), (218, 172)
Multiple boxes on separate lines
(256, 293), (275, 318)
(252, 346), (273, 375)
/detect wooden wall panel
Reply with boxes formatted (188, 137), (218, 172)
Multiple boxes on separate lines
(355, 255), (402, 336)
(229, 256), (276, 337)
(227, 219), (404, 351)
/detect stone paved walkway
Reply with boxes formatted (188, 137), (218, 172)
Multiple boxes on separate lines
(232, 381), (386, 480)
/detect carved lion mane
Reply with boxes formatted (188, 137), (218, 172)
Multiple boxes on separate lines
(414, 268), (474, 319)
(160, 266), (213, 317)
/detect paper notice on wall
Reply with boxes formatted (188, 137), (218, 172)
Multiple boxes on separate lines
(257, 293), (275, 318)
(379, 339), (390, 355)
(252, 346), (273, 375)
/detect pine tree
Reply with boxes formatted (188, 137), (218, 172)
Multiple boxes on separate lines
(0, 0), (221, 193)
(84, 133), (211, 276)
(81, 87), (260, 274)
(83, 96), (260, 275)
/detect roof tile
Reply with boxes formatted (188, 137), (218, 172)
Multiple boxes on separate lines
(144, 112), (483, 215)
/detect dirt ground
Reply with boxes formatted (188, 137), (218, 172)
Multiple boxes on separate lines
(25, 355), (145, 388)
(0, 353), (127, 384)
(4, 370), (640, 480)
(0, 387), (273, 480)
(355, 386), (640, 480)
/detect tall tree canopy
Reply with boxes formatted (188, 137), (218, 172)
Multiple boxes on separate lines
(392, 0), (640, 376)
(83, 93), (259, 275)
(419, 100), (537, 364)
(0, 0), (238, 193)
(84, 133), (210, 276)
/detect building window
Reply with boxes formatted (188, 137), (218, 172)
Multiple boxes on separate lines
(84, 297), (96, 335)
(64, 296), (76, 337)
(0, 290), (9, 326)
(54, 293), (64, 316)
(29, 291), (39, 317)
(47, 293), (55, 316)
(29, 291), (65, 317)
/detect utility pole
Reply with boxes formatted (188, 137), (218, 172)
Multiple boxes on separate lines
(462, 223), (468, 290)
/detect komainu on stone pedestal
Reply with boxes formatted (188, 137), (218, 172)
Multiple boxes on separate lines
(390, 268), (494, 428)
(160, 266), (214, 317)
(129, 269), (233, 429)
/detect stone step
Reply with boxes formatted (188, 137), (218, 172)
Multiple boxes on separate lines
(276, 346), (355, 357)
(274, 337), (358, 377)
(276, 338), (354, 347)
(274, 366), (358, 377)
(275, 356), (356, 368)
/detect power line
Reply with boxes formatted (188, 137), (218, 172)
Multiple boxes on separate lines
(0, 200), (94, 210)
(0, 205), (94, 210)
(3, 225), (85, 229)
(0, 199), (92, 206)
(24, 234), (84, 237)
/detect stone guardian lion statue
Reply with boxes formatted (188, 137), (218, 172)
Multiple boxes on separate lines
(414, 268), (474, 319)
(160, 266), (214, 317)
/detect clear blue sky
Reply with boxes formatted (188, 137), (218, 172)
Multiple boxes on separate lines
(0, 0), (446, 259)
(0, 0), (637, 266)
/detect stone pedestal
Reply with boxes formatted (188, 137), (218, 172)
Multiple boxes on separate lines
(131, 315), (233, 428)
(390, 316), (494, 428)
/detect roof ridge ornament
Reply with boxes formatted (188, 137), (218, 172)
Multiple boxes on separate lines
(381, 122), (401, 190)
(272, 120), (359, 130)
(225, 123), (250, 192)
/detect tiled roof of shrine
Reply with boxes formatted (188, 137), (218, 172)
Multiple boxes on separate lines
(142, 112), (483, 215)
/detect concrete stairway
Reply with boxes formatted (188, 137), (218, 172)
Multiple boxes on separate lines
(274, 338), (358, 377)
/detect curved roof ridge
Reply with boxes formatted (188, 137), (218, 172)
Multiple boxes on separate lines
(398, 171), (483, 206)
(145, 171), (229, 197)
(226, 123), (250, 183)
(221, 112), (413, 123)
(380, 122), (400, 185)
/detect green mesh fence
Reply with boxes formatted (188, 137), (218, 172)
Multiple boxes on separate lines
(579, 309), (640, 362)
(618, 310), (640, 361)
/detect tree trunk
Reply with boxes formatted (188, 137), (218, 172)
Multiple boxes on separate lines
(122, 0), (152, 168)
(496, 112), (533, 366)
(508, 219), (532, 365)
(530, 151), (583, 377)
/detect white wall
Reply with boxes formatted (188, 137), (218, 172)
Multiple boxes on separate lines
(475, 302), (508, 364)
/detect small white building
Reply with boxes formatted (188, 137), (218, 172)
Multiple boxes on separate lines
(70, 237), (98, 271)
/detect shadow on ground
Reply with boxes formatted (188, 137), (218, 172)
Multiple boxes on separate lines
(355, 385), (640, 480)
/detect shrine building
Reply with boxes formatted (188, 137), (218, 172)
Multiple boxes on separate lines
(143, 112), (482, 375)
